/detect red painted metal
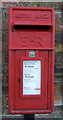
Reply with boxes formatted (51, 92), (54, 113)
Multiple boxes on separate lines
(8, 7), (55, 114)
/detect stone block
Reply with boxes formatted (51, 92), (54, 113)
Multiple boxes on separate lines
(2, 30), (8, 52)
(0, 41), (2, 52)
(55, 11), (62, 32)
(0, 18), (2, 30)
(55, 52), (62, 63)
(0, 30), (2, 41)
(2, 19), (8, 31)
(54, 84), (62, 105)
(0, 8), (2, 19)
(2, 2), (12, 8)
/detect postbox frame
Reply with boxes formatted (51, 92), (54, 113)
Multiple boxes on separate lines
(8, 7), (55, 114)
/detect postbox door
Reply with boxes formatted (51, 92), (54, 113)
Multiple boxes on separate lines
(14, 50), (48, 110)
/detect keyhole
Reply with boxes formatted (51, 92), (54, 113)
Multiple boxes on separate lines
(18, 79), (20, 82)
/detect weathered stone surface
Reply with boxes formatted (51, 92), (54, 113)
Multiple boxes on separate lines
(2, 2), (12, 8)
(54, 84), (62, 105)
(55, 44), (63, 52)
(55, 11), (62, 32)
(2, 30), (8, 52)
(55, 32), (62, 43)
(2, 8), (8, 31)
(2, 8), (8, 20)
(2, 19), (8, 31)
(0, 41), (2, 52)
(0, 8), (2, 19)
(0, 18), (2, 30)
(0, 30), (2, 41)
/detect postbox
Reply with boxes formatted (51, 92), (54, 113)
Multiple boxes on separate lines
(8, 7), (55, 114)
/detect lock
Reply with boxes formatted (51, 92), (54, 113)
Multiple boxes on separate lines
(29, 51), (36, 57)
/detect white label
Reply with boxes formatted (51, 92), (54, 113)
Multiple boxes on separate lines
(23, 60), (41, 95)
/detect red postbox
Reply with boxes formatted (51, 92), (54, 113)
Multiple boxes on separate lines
(8, 7), (55, 114)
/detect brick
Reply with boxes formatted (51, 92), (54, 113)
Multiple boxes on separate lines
(2, 30), (8, 42)
(0, 30), (2, 41)
(2, 52), (8, 64)
(54, 84), (62, 105)
(23, 2), (61, 8)
(2, 19), (8, 31)
(38, 2), (50, 7)
(0, 53), (2, 63)
(11, 2), (22, 7)
(49, 2), (61, 9)
(61, 9), (63, 24)
(55, 63), (61, 68)
(55, 11), (62, 32)
(55, 70), (62, 83)
(0, 41), (2, 52)
(0, 18), (2, 30)
(2, 8), (9, 31)
(2, 73), (8, 87)
(2, 30), (8, 52)
(56, 67), (62, 73)
(54, 85), (61, 96)
(2, 8), (8, 21)
(2, 79), (8, 87)
(2, 2), (12, 8)
(2, 63), (8, 74)
(0, 64), (2, 75)
(55, 52), (62, 63)
(61, 84), (63, 97)
(0, 8), (2, 19)
(19, 2), (32, 7)
(0, 74), (2, 79)
(2, 41), (8, 53)
(55, 31), (62, 43)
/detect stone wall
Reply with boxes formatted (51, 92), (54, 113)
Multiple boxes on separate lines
(1, 2), (63, 115)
